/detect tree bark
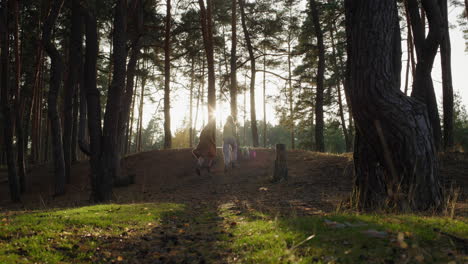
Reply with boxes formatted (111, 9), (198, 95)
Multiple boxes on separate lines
(198, 0), (216, 125)
(330, 23), (351, 152)
(230, 0), (238, 122)
(239, 0), (259, 147)
(137, 66), (145, 152)
(439, 0), (454, 150)
(164, 0), (172, 149)
(99, 0), (128, 199)
(63, 0), (83, 182)
(116, 0), (142, 185)
(42, 0), (66, 196)
(11, 0), (26, 193)
(310, 0), (325, 152)
(345, 0), (443, 211)
(273, 144), (288, 182)
(83, 3), (103, 201)
(407, 0), (443, 150)
(0, 5), (21, 202)
(263, 45), (267, 147)
(189, 57), (195, 148)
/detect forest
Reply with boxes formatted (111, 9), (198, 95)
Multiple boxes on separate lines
(0, 0), (468, 263)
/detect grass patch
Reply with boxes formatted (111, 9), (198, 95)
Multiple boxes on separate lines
(219, 204), (467, 263)
(0, 203), (184, 263)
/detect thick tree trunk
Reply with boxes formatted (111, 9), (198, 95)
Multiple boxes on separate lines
(311, 0), (325, 152)
(407, 0), (443, 150)
(439, 0), (454, 150)
(99, 0), (128, 200)
(230, 0), (238, 122)
(83, 5), (103, 201)
(42, 0), (66, 196)
(164, 0), (172, 149)
(116, 0), (142, 185)
(0, 6), (21, 202)
(239, 0), (259, 147)
(198, 0), (216, 125)
(63, 0), (83, 182)
(345, 0), (443, 211)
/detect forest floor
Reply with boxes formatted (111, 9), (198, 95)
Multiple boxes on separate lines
(0, 149), (467, 263)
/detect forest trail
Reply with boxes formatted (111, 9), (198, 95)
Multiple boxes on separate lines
(1, 149), (467, 263)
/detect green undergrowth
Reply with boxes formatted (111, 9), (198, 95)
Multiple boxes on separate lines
(1, 202), (467, 263)
(219, 204), (468, 263)
(0, 203), (184, 263)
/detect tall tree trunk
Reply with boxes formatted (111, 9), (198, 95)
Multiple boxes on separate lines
(71, 84), (79, 162)
(0, 5), (20, 202)
(98, 0), (128, 200)
(407, 0), (443, 150)
(198, 0), (216, 126)
(137, 68), (145, 152)
(63, 0), (83, 182)
(82, 3), (103, 201)
(164, 0), (172, 149)
(330, 24), (351, 152)
(12, 0), (26, 192)
(311, 0), (325, 152)
(126, 69), (138, 154)
(42, 0), (66, 196)
(287, 43), (294, 150)
(116, 0), (142, 185)
(345, 0), (442, 211)
(230, 0), (238, 122)
(189, 57), (195, 148)
(263, 45), (267, 147)
(439, 0), (454, 150)
(239, 0), (259, 147)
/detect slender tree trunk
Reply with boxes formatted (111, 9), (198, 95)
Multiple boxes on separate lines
(137, 69), (145, 152)
(1, 5), (20, 202)
(230, 0), (238, 122)
(189, 57), (195, 148)
(42, 0), (66, 196)
(164, 0), (172, 149)
(439, 0), (454, 150)
(311, 0), (325, 152)
(407, 0), (443, 150)
(287, 44), (294, 150)
(330, 24), (350, 152)
(345, 0), (442, 211)
(239, 0), (259, 147)
(63, 0), (83, 182)
(198, 0), (216, 126)
(126, 66), (138, 154)
(263, 45), (267, 148)
(71, 84), (79, 162)
(12, 0), (26, 192)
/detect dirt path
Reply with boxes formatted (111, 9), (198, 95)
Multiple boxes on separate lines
(86, 150), (353, 263)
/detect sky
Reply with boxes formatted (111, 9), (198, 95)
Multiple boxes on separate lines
(140, 5), (468, 135)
